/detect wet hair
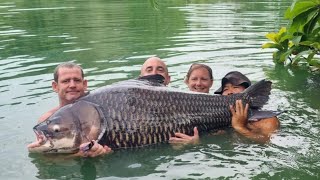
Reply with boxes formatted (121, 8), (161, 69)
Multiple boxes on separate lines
(53, 62), (84, 82)
(185, 63), (213, 81)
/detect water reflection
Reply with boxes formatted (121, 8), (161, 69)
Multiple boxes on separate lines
(266, 65), (320, 109)
(30, 129), (319, 179)
(30, 144), (182, 179)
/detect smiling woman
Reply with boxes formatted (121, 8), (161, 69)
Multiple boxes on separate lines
(184, 63), (213, 93)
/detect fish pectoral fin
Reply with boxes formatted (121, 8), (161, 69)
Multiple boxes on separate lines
(248, 109), (285, 121)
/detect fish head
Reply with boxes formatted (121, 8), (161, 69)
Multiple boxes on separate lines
(29, 100), (102, 153)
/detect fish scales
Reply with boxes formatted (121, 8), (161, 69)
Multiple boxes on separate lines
(31, 79), (272, 153)
(96, 87), (247, 149)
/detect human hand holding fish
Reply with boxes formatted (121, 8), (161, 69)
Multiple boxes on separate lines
(230, 99), (249, 131)
(229, 99), (280, 143)
(28, 138), (112, 157)
(27, 134), (46, 149)
(169, 127), (199, 144)
(76, 140), (112, 157)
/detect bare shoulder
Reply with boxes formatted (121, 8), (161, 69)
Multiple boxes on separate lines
(37, 107), (59, 123)
(262, 116), (280, 128)
(249, 116), (280, 134)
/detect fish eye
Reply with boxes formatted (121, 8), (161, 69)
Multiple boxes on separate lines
(53, 125), (60, 132)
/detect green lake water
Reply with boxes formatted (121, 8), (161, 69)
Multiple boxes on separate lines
(0, 0), (319, 179)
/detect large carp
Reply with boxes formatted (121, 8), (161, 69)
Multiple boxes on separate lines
(29, 76), (273, 153)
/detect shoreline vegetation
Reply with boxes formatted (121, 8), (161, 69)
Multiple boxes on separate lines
(262, 0), (320, 72)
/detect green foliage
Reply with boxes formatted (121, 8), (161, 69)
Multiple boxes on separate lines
(262, 0), (320, 71)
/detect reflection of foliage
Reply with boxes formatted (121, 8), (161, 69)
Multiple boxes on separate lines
(149, 0), (159, 10)
(262, 0), (320, 71)
(265, 65), (320, 109)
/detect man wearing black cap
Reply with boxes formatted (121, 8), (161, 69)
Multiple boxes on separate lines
(214, 71), (251, 95)
(215, 71), (280, 142)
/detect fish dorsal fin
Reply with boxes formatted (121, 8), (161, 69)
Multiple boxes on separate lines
(137, 74), (166, 86)
(242, 79), (272, 109)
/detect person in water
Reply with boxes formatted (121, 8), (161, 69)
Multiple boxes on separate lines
(140, 56), (171, 86)
(169, 63), (214, 143)
(184, 63), (213, 93)
(29, 57), (170, 157)
(171, 69), (280, 143)
(214, 71), (280, 142)
(140, 59), (204, 144)
(27, 62), (112, 157)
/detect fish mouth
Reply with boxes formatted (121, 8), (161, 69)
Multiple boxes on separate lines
(30, 123), (79, 153)
(33, 128), (48, 145)
(28, 125), (53, 153)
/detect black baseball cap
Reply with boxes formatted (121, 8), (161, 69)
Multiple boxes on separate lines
(214, 71), (251, 94)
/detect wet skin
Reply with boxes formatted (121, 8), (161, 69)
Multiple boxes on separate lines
(28, 67), (112, 157)
(185, 67), (213, 93)
(140, 57), (170, 86)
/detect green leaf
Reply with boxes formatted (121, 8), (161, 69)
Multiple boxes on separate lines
(273, 51), (282, 63)
(292, 35), (302, 45)
(265, 27), (287, 43)
(309, 58), (320, 68)
(289, 15), (306, 33)
(300, 41), (320, 49)
(299, 41), (313, 46)
(288, 8), (318, 33)
(290, 45), (312, 55)
(265, 32), (279, 42)
(281, 39), (290, 50)
(311, 27), (320, 37)
(285, 0), (320, 20)
(292, 49), (313, 64)
(279, 34), (293, 43)
(306, 51), (316, 63)
(262, 43), (283, 50)
(303, 10), (319, 34)
(292, 54), (304, 65)
(280, 49), (292, 63)
(279, 26), (287, 35)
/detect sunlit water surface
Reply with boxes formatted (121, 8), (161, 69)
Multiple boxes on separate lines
(0, 0), (319, 179)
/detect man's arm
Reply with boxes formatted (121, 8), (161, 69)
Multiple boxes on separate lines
(247, 116), (280, 135)
(230, 100), (279, 143)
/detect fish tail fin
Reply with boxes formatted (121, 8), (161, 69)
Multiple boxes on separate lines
(243, 79), (272, 109)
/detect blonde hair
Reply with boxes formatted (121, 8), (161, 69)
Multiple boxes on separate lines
(185, 63), (213, 81)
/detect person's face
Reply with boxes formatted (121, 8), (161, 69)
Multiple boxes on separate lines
(186, 67), (213, 93)
(222, 83), (246, 95)
(141, 59), (170, 85)
(52, 67), (87, 106)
